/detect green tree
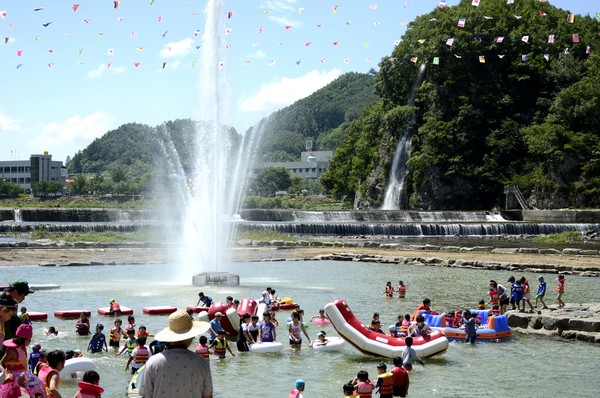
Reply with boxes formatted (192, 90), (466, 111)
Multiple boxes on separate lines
(250, 167), (292, 196)
(31, 181), (63, 197)
(70, 174), (88, 195)
(0, 180), (22, 198)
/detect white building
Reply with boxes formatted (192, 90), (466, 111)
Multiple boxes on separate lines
(0, 152), (66, 190)
(253, 151), (334, 180)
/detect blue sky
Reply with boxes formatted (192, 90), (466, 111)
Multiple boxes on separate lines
(0, 0), (598, 162)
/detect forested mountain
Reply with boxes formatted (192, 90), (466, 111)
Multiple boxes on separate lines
(257, 72), (378, 161)
(321, 0), (600, 209)
(68, 119), (239, 194)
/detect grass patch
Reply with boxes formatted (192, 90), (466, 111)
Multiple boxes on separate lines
(235, 229), (302, 242)
(533, 231), (582, 245)
(30, 227), (163, 242)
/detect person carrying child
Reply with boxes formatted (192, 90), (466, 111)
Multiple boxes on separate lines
(535, 276), (548, 309)
(76, 312), (90, 336)
(209, 330), (235, 359)
(75, 370), (104, 398)
(375, 363), (393, 398)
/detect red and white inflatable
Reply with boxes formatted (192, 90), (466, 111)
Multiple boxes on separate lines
(142, 306), (177, 315)
(97, 306), (133, 316)
(324, 299), (449, 359)
(28, 312), (48, 321)
(54, 310), (91, 319)
(186, 305), (210, 313)
(197, 302), (240, 336)
(237, 298), (258, 317)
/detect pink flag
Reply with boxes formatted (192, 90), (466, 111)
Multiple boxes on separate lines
(472, 0), (480, 7)
(458, 18), (466, 28)
(83, 19), (91, 24)
(369, 4), (378, 10)
(157, 16), (163, 22)
(446, 38), (454, 46)
(548, 34), (555, 44)
(305, 42), (311, 47)
(507, 0), (514, 4)
(496, 36), (505, 43)
(134, 62), (140, 67)
(72, 4), (79, 12)
(333, 41), (340, 46)
(130, 32), (137, 39)
(106, 63), (111, 69)
(257, 26), (263, 34)
(285, 25), (292, 29)
(0, 11), (7, 19)
(572, 34), (579, 43)
(16, 50), (22, 56)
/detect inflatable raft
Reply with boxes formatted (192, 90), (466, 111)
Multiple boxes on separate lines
(197, 303), (239, 336)
(312, 336), (345, 352)
(186, 305), (210, 313)
(54, 310), (91, 319)
(97, 306), (133, 316)
(271, 297), (299, 311)
(142, 306), (177, 315)
(324, 299), (449, 358)
(60, 357), (95, 379)
(249, 342), (283, 353)
(427, 310), (512, 340)
(28, 312), (48, 321)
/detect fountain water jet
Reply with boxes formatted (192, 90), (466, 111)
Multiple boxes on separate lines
(160, 0), (250, 285)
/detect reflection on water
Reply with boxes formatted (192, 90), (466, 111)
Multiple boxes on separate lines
(5, 261), (600, 397)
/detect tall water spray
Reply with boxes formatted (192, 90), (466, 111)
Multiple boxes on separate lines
(164, 0), (246, 283)
(381, 64), (426, 210)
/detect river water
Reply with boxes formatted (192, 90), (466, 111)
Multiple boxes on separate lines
(5, 260), (600, 397)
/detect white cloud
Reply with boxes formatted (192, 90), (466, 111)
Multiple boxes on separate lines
(160, 38), (194, 58)
(239, 69), (341, 114)
(0, 111), (22, 132)
(246, 50), (267, 59)
(262, 0), (302, 27)
(27, 112), (115, 155)
(86, 64), (126, 78)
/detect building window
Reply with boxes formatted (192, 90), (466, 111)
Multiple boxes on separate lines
(11, 178), (17, 183)
(25, 178), (31, 183)
(18, 178), (24, 183)
(11, 167), (17, 173)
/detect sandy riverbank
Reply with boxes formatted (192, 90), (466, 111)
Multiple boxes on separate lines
(1, 244), (599, 269)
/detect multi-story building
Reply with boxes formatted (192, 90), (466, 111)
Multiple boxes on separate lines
(0, 152), (66, 190)
(252, 150), (334, 180)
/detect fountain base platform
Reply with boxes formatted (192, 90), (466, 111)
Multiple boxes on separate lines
(192, 272), (240, 286)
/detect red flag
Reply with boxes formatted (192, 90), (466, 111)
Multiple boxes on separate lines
(16, 50), (22, 56)
(134, 62), (140, 67)
(114, 1), (120, 9)
(72, 4), (79, 12)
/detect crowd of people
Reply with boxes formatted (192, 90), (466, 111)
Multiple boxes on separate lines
(0, 274), (569, 397)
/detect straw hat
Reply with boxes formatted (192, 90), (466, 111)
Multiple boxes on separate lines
(154, 309), (210, 342)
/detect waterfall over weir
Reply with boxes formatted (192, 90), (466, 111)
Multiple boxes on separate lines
(381, 64), (426, 210)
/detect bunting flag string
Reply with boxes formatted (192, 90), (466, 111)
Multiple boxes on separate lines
(0, 1), (597, 71)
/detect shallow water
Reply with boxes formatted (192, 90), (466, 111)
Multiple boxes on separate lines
(5, 261), (600, 397)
